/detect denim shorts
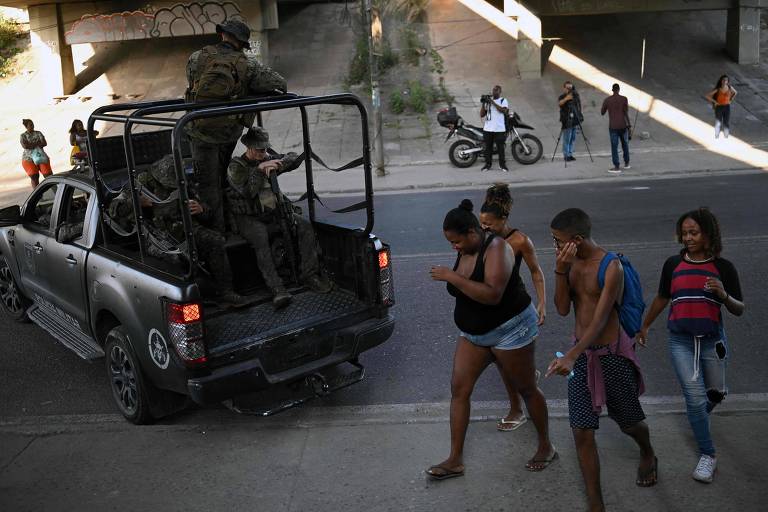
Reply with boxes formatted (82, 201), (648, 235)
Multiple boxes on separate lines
(460, 303), (539, 350)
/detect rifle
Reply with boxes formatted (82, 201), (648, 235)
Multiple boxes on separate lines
(269, 173), (299, 284)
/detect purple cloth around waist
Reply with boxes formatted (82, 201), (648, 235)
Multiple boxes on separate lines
(575, 329), (645, 414)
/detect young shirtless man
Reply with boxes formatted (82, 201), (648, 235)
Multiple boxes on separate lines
(546, 208), (656, 512)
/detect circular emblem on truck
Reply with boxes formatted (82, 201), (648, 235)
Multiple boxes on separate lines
(148, 329), (169, 369)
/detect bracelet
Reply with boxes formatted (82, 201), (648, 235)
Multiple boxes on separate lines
(554, 270), (568, 276)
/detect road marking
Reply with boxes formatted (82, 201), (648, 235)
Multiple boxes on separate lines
(628, 186), (651, 190)
(2, 393), (768, 431)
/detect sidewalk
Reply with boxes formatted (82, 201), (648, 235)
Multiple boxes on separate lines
(1, 398), (766, 511)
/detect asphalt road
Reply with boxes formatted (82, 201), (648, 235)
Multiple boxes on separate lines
(1, 173), (766, 419)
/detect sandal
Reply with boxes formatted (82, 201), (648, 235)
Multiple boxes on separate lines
(525, 450), (559, 472)
(497, 415), (527, 431)
(636, 456), (658, 487)
(426, 464), (465, 481)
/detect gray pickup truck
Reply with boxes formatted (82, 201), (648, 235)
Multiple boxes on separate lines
(0, 94), (394, 424)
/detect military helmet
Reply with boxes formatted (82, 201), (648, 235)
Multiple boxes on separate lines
(216, 19), (251, 49)
(148, 154), (178, 189)
(241, 127), (270, 149)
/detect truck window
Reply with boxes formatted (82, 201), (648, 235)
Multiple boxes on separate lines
(58, 186), (91, 241)
(24, 183), (59, 232)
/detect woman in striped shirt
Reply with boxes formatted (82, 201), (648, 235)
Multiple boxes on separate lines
(638, 207), (744, 484)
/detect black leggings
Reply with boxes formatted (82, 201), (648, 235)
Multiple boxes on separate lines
(714, 104), (730, 128)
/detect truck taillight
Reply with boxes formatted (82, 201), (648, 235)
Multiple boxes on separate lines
(378, 248), (394, 306)
(165, 301), (206, 366)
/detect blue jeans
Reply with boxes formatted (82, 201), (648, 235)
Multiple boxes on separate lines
(562, 127), (577, 158)
(668, 330), (728, 457)
(609, 128), (629, 167)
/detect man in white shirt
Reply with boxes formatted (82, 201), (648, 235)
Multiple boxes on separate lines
(480, 85), (509, 171)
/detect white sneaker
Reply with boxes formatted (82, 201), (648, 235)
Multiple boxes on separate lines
(608, 167), (622, 174)
(623, 164), (631, 170)
(692, 454), (716, 483)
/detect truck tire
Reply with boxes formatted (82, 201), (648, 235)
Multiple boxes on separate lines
(106, 326), (155, 424)
(0, 255), (31, 322)
(448, 140), (479, 168)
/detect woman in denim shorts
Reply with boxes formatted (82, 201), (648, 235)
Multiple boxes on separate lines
(425, 199), (555, 481)
(479, 183), (547, 432)
(639, 208), (745, 483)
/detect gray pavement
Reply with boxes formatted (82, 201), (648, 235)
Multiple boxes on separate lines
(2, 398), (767, 511)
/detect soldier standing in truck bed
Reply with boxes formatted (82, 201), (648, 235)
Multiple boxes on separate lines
(108, 155), (248, 308)
(226, 127), (332, 309)
(185, 19), (287, 233)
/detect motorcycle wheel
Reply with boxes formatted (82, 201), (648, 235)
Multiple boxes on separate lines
(448, 140), (479, 168)
(510, 134), (543, 165)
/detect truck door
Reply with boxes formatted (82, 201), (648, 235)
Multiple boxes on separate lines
(43, 185), (93, 334)
(14, 182), (61, 304)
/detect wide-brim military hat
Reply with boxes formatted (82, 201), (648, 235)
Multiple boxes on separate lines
(216, 19), (251, 49)
(241, 127), (270, 149)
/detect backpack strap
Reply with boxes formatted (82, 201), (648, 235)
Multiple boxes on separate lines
(597, 252), (617, 289)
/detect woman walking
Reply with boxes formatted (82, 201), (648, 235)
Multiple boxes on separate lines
(20, 119), (52, 189)
(426, 200), (555, 480)
(478, 184), (546, 431)
(704, 75), (737, 139)
(638, 207), (744, 483)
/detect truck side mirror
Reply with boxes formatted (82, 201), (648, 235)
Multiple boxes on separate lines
(0, 205), (21, 227)
(55, 222), (80, 244)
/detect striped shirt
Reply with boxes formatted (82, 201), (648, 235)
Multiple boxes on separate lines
(658, 254), (742, 336)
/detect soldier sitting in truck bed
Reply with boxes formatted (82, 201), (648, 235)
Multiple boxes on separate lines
(226, 127), (332, 309)
(108, 154), (248, 308)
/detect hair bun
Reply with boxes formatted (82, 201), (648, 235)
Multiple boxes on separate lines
(459, 199), (473, 212)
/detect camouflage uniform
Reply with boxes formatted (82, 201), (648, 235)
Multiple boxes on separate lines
(226, 151), (321, 293)
(185, 44), (287, 233)
(108, 155), (236, 296)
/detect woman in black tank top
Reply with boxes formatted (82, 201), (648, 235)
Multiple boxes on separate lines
(426, 200), (555, 481)
(480, 184), (547, 432)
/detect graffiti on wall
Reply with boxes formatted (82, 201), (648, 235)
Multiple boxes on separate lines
(65, 2), (245, 45)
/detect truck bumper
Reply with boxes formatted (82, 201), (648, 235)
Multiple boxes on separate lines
(187, 313), (394, 405)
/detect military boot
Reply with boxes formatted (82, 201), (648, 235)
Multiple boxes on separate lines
(272, 288), (292, 309)
(218, 290), (251, 309)
(304, 273), (333, 294)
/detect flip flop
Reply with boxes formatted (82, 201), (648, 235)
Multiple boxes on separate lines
(525, 450), (559, 472)
(426, 464), (465, 481)
(497, 415), (528, 431)
(636, 456), (659, 487)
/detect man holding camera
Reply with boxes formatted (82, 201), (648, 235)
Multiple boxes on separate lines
(558, 81), (582, 162)
(480, 85), (509, 172)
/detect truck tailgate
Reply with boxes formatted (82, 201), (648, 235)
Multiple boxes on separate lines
(204, 289), (369, 355)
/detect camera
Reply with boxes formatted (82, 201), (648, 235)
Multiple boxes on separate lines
(480, 94), (492, 104)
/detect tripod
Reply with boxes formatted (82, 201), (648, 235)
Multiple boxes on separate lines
(551, 101), (593, 167)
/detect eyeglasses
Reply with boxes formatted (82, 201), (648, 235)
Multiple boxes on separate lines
(552, 235), (581, 249)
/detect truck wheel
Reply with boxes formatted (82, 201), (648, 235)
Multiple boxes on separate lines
(0, 256), (30, 322)
(106, 326), (154, 424)
(448, 140), (479, 168)
(510, 134), (543, 165)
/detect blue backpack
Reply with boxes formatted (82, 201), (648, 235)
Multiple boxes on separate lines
(597, 252), (646, 337)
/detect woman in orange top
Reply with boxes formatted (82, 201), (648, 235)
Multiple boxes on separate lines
(704, 75), (737, 139)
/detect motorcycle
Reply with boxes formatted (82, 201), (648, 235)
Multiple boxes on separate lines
(437, 107), (543, 168)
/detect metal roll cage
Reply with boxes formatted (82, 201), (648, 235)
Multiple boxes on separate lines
(87, 93), (375, 277)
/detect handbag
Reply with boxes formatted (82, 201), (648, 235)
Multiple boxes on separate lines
(30, 147), (48, 165)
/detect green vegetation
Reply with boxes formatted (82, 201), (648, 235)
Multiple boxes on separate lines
(0, 14), (22, 78)
(400, 27), (422, 66)
(345, 31), (399, 88)
(389, 80), (453, 114)
(389, 89), (406, 114)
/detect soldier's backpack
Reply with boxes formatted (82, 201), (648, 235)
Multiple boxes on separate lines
(597, 252), (646, 338)
(189, 45), (248, 103)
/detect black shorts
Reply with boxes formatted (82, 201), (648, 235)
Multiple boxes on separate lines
(568, 351), (646, 430)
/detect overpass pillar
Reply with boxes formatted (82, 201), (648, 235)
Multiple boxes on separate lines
(505, 1), (542, 79)
(726, 3), (761, 65)
(28, 3), (75, 97)
(240, 0), (279, 63)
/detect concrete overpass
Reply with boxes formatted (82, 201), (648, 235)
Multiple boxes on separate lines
(1, 1), (279, 96)
(504, 0), (764, 77)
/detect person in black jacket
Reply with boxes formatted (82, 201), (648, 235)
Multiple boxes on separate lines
(558, 81), (583, 162)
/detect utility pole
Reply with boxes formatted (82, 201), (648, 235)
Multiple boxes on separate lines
(364, 0), (386, 176)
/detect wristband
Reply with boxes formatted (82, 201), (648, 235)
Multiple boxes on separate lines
(554, 270), (567, 276)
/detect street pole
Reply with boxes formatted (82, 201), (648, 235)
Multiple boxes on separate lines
(365, 0), (386, 176)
